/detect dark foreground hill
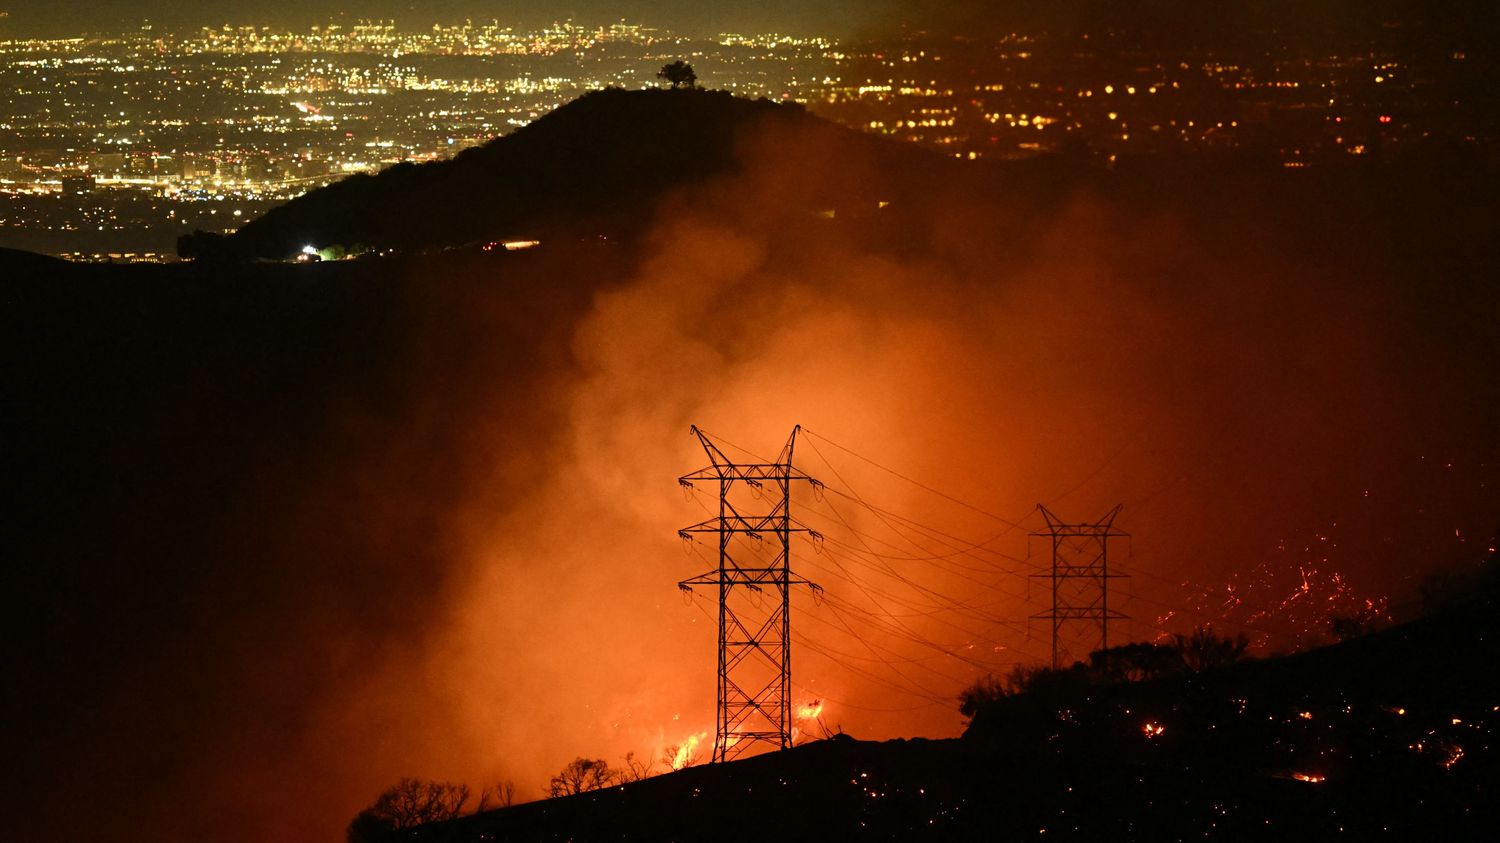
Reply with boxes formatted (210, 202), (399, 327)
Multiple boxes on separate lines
(202, 88), (954, 261)
(412, 596), (1499, 842)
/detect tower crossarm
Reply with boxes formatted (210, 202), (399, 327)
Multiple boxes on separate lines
(1030, 525), (1132, 538)
(1031, 608), (1131, 620)
(680, 465), (819, 483)
(678, 515), (816, 537)
(678, 569), (821, 591)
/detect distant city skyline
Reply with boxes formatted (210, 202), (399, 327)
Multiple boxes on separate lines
(3, 1), (1499, 49)
(0, 0), (890, 38)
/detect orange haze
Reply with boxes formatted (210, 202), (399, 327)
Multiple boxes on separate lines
(12, 113), (1499, 843)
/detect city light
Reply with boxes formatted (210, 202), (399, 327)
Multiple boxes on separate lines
(0, 19), (1472, 261)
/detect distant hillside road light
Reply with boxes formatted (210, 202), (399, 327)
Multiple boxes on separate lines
(482, 239), (541, 251)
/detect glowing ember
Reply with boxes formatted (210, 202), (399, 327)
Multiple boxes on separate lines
(1165, 541), (1391, 652)
(1443, 745), (1465, 769)
(1291, 772), (1326, 783)
(1142, 722), (1165, 739)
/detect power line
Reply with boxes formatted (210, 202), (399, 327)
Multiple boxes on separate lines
(803, 428), (1032, 531)
(675, 427), (1339, 734)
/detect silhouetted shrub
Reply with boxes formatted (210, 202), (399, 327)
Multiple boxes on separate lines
(176, 228), (227, 259)
(1088, 640), (1184, 682)
(547, 757), (619, 797)
(346, 778), (470, 843)
(1171, 627), (1249, 673)
(1328, 605), (1389, 641)
(960, 631), (1250, 723)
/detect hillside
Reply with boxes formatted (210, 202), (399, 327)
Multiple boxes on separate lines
(202, 88), (954, 261)
(8, 94), (1500, 842)
(411, 594), (1499, 841)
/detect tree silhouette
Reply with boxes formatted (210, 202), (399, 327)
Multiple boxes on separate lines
(618, 751), (656, 783)
(475, 780), (515, 812)
(661, 741), (703, 770)
(958, 674), (1009, 720)
(1088, 641), (1183, 682)
(547, 757), (618, 797)
(1172, 626), (1250, 673)
(959, 663), (1075, 717)
(346, 778), (470, 843)
(657, 60), (697, 89)
(961, 636), (1235, 722)
(176, 228), (227, 260)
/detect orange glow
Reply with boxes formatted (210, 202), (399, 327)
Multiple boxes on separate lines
(59, 106), (1489, 843)
(671, 732), (708, 770)
(799, 700), (825, 720)
(1291, 772), (1326, 783)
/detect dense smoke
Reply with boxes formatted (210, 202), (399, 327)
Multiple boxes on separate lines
(9, 110), (1498, 842)
(344, 118), (1498, 835)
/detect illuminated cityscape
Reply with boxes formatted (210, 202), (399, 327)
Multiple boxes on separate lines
(0, 19), (1491, 259)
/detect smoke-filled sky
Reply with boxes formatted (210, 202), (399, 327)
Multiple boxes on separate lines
(9, 61), (1500, 843)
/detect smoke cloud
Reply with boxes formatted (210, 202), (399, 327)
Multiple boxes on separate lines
(9, 112), (1498, 842)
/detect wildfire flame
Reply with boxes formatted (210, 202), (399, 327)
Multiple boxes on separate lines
(798, 700), (825, 720)
(671, 732), (706, 770)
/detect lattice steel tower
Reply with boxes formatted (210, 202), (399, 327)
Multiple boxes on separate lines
(677, 425), (821, 763)
(1030, 504), (1130, 668)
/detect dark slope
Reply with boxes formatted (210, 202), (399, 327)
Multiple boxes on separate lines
(216, 88), (949, 261)
(416, 598), (1499, 842)
(0, 246), (70, 272)
(2, 244), (632, 842)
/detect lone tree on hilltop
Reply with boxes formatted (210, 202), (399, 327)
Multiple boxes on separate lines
(658, 60), (697, 89)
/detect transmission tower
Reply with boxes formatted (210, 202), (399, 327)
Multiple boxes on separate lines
(1030, 504), (1129, 668)
(677, 425), (821, 763)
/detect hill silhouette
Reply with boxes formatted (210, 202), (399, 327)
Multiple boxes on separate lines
(407, 593), (1499, 841)
(206, 88), (949, 261)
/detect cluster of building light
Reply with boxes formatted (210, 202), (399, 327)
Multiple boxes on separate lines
(0, 20), (1488, 259)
